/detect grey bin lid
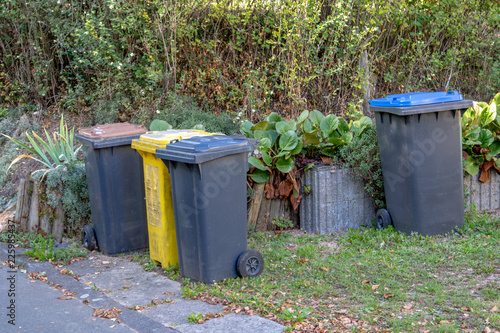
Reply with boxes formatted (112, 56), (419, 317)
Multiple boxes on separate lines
(156, 135), (252, 164)
(369, 91), (473, 116)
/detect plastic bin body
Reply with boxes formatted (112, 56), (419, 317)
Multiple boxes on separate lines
(370, 91), (473, 235)
(76, 123), (149, 255)
(156, 136), (251, 283)
(131, 130), (213, 268)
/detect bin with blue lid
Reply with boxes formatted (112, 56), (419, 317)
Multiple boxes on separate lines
(156, 135), (264, 283)
(369, 91), (473, 235)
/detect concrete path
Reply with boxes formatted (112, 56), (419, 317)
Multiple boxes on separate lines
(0, 243), (285, 333)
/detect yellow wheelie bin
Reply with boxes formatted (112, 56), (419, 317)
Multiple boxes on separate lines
(131, 130), (215, 268)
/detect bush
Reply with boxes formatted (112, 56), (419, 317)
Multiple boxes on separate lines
(339, 126), (385, 209)
(0, 0), (497, 119)
(43, 164), (91, 237)
(155, 94), (240, 134)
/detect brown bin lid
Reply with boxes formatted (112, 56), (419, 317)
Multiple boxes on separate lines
(78, 123), (147, 139)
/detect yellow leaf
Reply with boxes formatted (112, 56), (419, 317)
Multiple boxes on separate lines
(372, 284), (380, 290)
(85, 281), (92, 285)
(490, 306), (498, 313)
(320, 267), (329, 272)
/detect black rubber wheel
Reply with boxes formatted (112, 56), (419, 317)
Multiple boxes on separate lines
(376, 209), (392, 229)
(236, 250), (264, 278)
(82, 225), (97, 251)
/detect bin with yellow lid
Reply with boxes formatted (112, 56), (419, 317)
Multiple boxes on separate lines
(131, 129), (215, 268)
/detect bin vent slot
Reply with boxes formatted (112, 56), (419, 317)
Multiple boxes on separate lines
(404, 116), (409, 125)
(435, 112), (439, 121)
(417, 114), (421, 123)
(379, 113), (384, 124)
(451, 110), (456, 119)
(389, 114), (392, 124)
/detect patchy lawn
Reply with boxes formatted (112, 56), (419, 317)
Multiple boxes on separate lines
(180, 210), (500, 332)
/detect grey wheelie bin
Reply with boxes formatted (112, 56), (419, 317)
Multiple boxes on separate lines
(75, 123), (149, 254)
(369, 91), (473, 236)
(156, 135), (264, 283)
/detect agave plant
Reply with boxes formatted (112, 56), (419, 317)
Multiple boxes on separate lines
(3, 115), (82, 172)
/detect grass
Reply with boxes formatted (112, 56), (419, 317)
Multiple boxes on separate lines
(180, 210), (500, 332)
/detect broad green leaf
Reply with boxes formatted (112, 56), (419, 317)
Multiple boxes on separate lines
(279, 130), (298, 151)
(254, 130), (271, 141)
(478, 129), (494, 148)
(340, 132), (353, 144)
(464, 126), (481, 140)
(337, 118), (349, 135)
(257, 137), (271, 152)
(266, 112), (282, 123)
(268, 130), (279, 145)
(262, 151), (272, 166)
(290, 138), (303, 155)
(252, 121), (269, 131)
(320, 115), (339, 136)
(463, 157), (479, 176)
(303, 132), (320, 146)
(479, 105), (496, 126)
(240, 120), (254, 137)
(328, 137), (345, 145)
(487, 141), (500, 157)
(276, 121), (293, 134)
(492, 92), (500, 107)
(302, 119), (313, 133)
(248, 169), (270, 183)
(276, 156), (295, 173)
(309, 110), (324, 126)
(248, 156), (268, 171)
(496, 158), (500, 169)
(297, 110), (309, 124)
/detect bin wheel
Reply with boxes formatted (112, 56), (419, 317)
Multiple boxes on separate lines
(236, 250), (264, 278)
(82, 225), (97, 251)
(376, 209), (392, 230)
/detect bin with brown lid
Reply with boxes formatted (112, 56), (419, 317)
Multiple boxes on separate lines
(76, 123), (149, 255)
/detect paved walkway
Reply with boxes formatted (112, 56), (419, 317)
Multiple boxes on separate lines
(0, 243), (285, 332)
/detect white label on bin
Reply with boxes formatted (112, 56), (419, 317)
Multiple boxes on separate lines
(145, 164), (161, 227)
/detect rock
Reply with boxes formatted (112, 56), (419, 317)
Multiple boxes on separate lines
(0, 211), (15, 232)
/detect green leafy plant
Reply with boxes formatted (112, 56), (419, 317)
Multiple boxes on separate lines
(149, 119), (173, 131)
(462, 93), (500, 178)
(2, 115), (81, 172)
(272, 216), (295, 231)
(186, 312), (203, 324)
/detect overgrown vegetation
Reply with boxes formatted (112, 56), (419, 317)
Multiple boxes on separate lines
(0, 230), (87, 264)
(0, 0), (497, 122)
(462, 93), (500, 180)
(182, 209), (500, 332)
(339, 126), (385, 209)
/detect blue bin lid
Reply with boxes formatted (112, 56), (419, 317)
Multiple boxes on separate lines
(156, 135), (252, 164)
(369, 91), (464, 107)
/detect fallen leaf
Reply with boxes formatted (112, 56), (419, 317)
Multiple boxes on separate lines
(383, 293), (395, 299)
(484, 327), (491, 333)
(83, 300), (89, 304)
(320, 267), (330, 272)
(297, 258), (309, 264)
(57, 296), (72, 300)
(372, 284), (380, 290)
(60, 268), (68, 275)
(102, 261), (110, 265)
(439, 320), (451, 324)
(85, 282), (92, 285)
(362, 280), (370, 284)
(490, 306), (498, 313)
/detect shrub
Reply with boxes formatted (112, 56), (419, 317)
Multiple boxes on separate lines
(339, 126), (385, 209)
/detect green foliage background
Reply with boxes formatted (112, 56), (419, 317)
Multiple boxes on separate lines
(0, 0), (497, 120)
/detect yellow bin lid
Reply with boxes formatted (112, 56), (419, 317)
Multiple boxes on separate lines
(131, 129), (211, 154)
